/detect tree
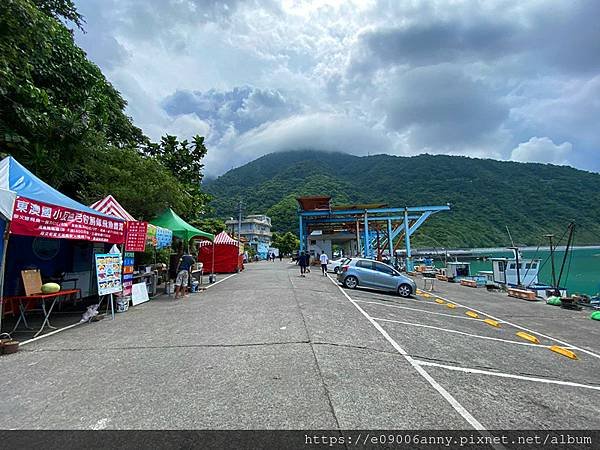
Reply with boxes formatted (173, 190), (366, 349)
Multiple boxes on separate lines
(79, 146), (194, 221)
(0, 0), (145, 199)
(0, 0), (213, 223)
(33, 0), (84, 29)
(191, 218), (226, 236)
(272, 232), (300, 256)
(145, 134), (211, 219)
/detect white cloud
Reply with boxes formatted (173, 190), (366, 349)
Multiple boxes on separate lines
(72, 0), (600, 175)
(510, 137), (572, 165)
(203, 112), (394, 175)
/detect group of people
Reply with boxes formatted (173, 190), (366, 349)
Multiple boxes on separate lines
(296, 251), (329, 277)
(267, 252), (283, 262)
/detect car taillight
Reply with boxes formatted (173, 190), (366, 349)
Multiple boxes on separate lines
(342, 265), (349, 272)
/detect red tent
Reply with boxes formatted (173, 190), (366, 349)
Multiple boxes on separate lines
(198, 232), (243, 273)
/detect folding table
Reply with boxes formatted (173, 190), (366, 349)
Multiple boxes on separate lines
(6, 289), (80, 337)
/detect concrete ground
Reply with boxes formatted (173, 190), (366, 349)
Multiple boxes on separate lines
(0, 261), (599, 431)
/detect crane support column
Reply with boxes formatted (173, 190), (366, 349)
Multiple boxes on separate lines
(404, 209), (413, 272)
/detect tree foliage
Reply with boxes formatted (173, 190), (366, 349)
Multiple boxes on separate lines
(0, 0), (211, 222)
(272, 231), (299, 255)
(190, 218), (226, 236)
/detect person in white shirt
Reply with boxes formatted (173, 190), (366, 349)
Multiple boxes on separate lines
(320, 253), (329, 276)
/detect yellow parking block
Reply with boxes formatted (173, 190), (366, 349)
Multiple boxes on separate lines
(516, 331), (540, 344)
(466, 311), (479, 319)
(435, 299), (445, 305)
(483, 318), (500, 328)
(421, 293), (432, 298)
(446, 303), (457, 309)
(549, 346), (578, 360)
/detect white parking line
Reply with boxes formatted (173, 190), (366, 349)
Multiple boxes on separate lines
(372, 317), (569, 349)
(355, 299), (484, 322)
(204, 273), (237, 288)
(415, 360), (600, 391)
(20, 322), (84, 346)
(326, 275), (490, 435)
(431, 292), (600, 360)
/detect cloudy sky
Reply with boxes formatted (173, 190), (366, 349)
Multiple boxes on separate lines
(73, 0), (600, 177)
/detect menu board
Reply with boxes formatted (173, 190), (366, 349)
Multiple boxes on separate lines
(95, 253), (123, 295)
(125, 221), (148, 252)
(156, 227), (173, 249)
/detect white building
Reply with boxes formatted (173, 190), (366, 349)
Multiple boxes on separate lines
(226, 214), (272, 259)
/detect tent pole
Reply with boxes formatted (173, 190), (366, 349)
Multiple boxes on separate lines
(211, 240), (215, 283)
(0, 223), (11, 334)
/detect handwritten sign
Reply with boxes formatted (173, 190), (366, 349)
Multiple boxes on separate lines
(131, 282), (150, 306)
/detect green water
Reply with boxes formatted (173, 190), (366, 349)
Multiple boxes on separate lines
(435, 247), (600, 296)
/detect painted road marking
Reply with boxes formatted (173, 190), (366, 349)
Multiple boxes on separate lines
(354, 299), (484, 322)
(372, 317), (563, 349)
(204, 273), (237, 288)
(431, 292), (600, 360)
(326, 275), (493, 436)
(20, 322), (84, 346)
(415, 360), (600, 391)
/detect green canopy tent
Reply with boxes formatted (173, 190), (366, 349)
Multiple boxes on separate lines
(151, 208), (216, 283)
(151, 208), (214, 242)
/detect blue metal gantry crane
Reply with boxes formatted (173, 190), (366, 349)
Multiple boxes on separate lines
(297, 196), (450, 272)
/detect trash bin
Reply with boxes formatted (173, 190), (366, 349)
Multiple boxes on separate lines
(115, 295), (130, 313)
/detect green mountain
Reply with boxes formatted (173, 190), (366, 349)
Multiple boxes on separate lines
(204, 151), (600, 248)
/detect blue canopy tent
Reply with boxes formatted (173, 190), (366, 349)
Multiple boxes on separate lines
(0, 156), (125, 331)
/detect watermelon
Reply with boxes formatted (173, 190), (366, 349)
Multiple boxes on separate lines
(41, 282), (61, 294)
(591, 311), (600, 321)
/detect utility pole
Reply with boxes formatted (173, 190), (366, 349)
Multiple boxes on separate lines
(237, 200), (243, 246)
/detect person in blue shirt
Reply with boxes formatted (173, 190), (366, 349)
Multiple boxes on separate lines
(175, 249), (195, 299)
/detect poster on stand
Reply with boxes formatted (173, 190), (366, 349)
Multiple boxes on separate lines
(95, 253), (123, 295)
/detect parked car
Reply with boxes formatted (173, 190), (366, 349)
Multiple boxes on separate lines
(336, 258), (416, 297)
(327, 258), (349, 274)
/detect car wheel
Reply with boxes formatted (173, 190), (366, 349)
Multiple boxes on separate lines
(397, 283), (412, 297)
(344, 276), (358, 289)
(333, 266), (339, 274)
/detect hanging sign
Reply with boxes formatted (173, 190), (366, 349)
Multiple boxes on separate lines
(125, 221), (148, 252)
(11, 196), (124, 243)
(95, 253), (123, 295)
(155, 227), (173, 249)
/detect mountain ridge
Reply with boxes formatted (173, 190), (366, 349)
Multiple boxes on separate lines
(204, 151), (600, 247)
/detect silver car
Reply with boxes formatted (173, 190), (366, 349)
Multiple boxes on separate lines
(337, 258), (417, 297)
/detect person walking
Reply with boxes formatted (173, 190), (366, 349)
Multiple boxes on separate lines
(298, 251), (308, 277)
(320, 252), (329, 276)
(279, 252), (283, 262)
(174, 248), (195, 299)
(305, 252), (311, 273)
